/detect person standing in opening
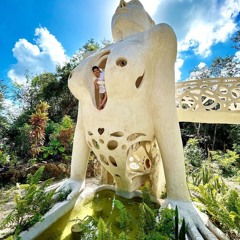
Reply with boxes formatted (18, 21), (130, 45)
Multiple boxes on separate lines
(92, 66), (107, 110)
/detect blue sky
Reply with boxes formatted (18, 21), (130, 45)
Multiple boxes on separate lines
(0, 0), (239, 90)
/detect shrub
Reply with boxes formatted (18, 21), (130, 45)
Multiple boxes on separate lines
(41, 115), (74, 162)
(191, 164), (214, 186)
(0, 166), (63, 237)
(0, 149), (10, 166)
(17, 123), (31, 158)
(211, 149), (239, 177)
(29, 101), (49, 158)
(191, 176), (240, 238)
(184, 138), (204, 167)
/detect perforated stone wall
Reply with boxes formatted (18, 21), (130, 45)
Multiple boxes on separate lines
(176, 77), (240, 124)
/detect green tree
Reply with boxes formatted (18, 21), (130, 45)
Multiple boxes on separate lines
(82, 38), (100, 52)
(190, 55), (239, 79)
(3, 38), (107, 163)
(0, 80), (5, 110)
(0, 81), (8, 140)
(231, 30), (240, 50)
(11, 71), (38, 111)
(211, 56), (239, 77)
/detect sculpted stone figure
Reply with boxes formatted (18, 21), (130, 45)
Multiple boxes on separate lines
(60, 1), (222, 239)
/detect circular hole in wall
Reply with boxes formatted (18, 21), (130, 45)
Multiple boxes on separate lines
(107, 140), (118, 150)
(109, 156), (118, 167)
(145, 159), (151, 169)
(100, 154), (109, 165)
(110, 131), (124, 137)
(135, 75), (144, 88)
(116, 58), (127, 67)
(92, 139), (100, 149)
(130, 162), (140, 170)
(88, 131), (93, 136)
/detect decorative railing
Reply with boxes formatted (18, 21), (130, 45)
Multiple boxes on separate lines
(175, 77), (240, 124)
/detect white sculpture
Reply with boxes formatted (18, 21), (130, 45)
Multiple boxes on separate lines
(58, 0), (238, 239)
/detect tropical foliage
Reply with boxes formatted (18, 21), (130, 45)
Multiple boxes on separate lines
(185, 138), (240, 239)
(0, 166), (70, 238)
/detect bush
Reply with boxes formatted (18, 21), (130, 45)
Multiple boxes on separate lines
(0, 144), (18, 169)
(0, 167), (60, 237)
(29, 101), (49, 158)
(184, 138), (204, 167)
(0, 149), (10, 166)
(211, 149), (239, 177)
(41, 115), (74, 162)
(190, 175), (240, 238)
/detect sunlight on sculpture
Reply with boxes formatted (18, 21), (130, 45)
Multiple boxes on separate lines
(67, 0), (180, 200)
(59, 0), (239, 239)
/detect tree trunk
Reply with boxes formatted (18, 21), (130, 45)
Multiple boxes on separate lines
(194, 123), (201, 139)
(212, 124), (218, 150)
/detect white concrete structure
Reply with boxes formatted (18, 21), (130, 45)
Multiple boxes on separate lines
(67, 0), (182, 200)
(57, 1), (239, 239)
(176, 77), (240, 124)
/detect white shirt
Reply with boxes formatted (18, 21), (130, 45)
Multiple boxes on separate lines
(97, 72), (106, 94)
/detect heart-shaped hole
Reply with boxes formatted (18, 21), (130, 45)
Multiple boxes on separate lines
(98, 128), (104, 135)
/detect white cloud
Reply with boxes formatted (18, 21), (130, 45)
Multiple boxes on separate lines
(139, 0), (161, 16)
(198, 62), (206, 69)
(234, 51), (240, 62)
(8, 27), (68, 85)
(123, 0), (161, 17)
(214, 21), (236, 43)
(175, 57), (184, 81)
(35, 27), (67, 65)
(180, 0), (239, 57)
(154, 0), (240, 57)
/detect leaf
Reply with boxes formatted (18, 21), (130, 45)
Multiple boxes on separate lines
(58, 146), (65, 153)
(179, 219), (186, 240)
(175, 206), (179, 239)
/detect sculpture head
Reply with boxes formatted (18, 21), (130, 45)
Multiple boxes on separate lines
(111, 0), (155, 42)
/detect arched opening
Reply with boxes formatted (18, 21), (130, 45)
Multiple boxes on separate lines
(93, 50), (111, 110)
